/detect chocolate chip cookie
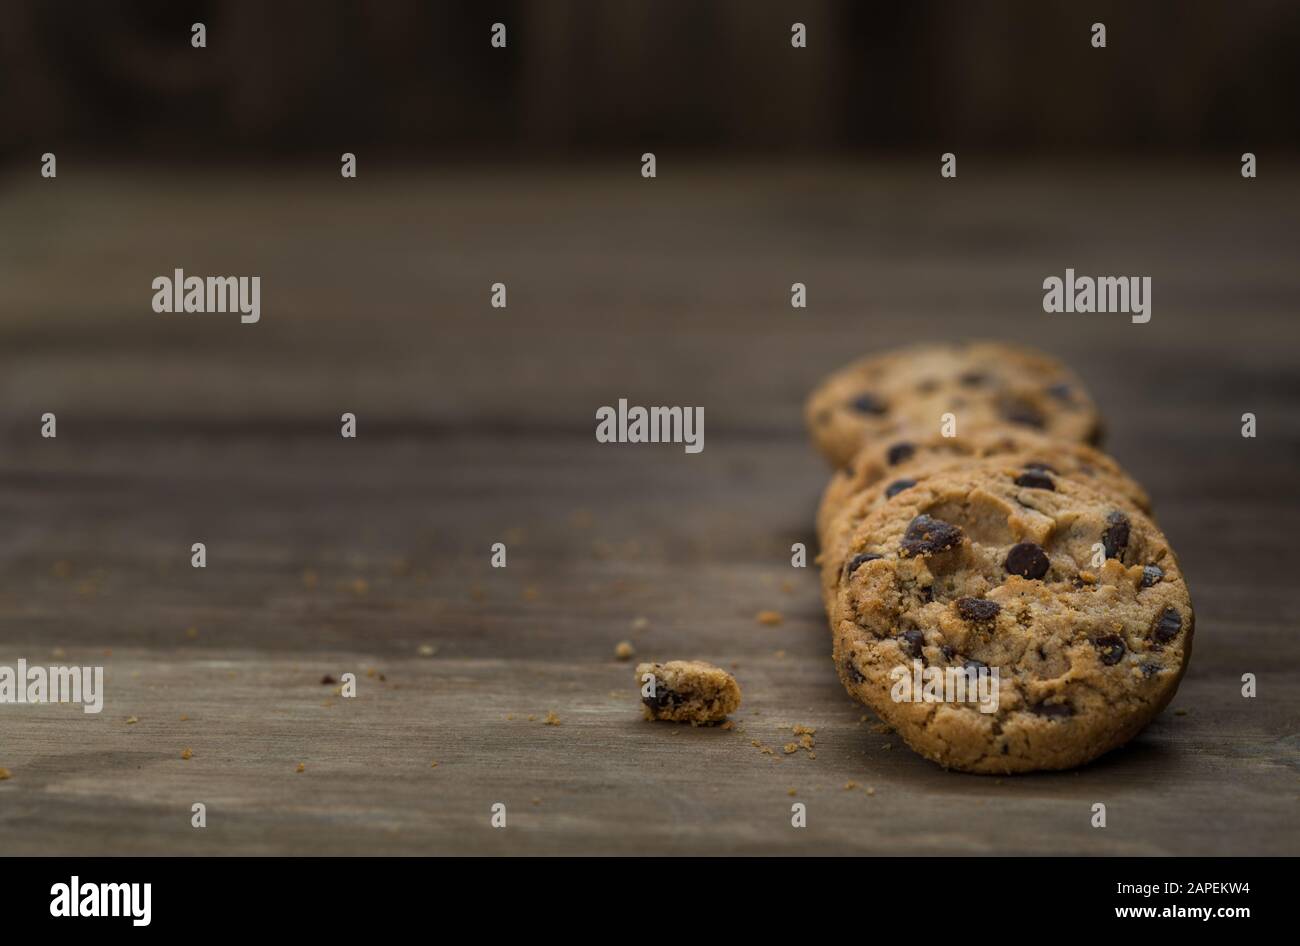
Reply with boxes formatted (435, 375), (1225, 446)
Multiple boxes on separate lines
(816, 430), (1152, 611)
(828, 466), (1193, 773)
(805, 342), (1104, 468)
(636, 660), (741, 724)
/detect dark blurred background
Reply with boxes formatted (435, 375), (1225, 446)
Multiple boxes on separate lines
(3, 0), (1299, 162)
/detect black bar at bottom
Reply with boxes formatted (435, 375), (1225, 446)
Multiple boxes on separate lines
(0, 856), (1283, 932)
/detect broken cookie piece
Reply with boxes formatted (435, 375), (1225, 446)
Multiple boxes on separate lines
(635, 660), (741, 725)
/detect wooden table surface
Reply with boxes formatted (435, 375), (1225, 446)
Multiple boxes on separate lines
(1, 161), (1297, 855)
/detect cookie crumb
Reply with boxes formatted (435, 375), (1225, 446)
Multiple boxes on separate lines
(1174, 708), (1189, 716)
(843, 781), (859, 790)
(180, 748), (193, 760)
(783, 743), (798, 754)
(865, 786), (876, 796)
(417, 644), (437, 657)
(179, 714), (189, 721)
(430, 761), (439, 768)
(0, 768), (11, 780)
(544, 711), (561, 726)
(125, 716), (139, 725)
(614, 641), (635, 661)
(631, 616), (649, 631)
(787, 788), (797, 797)
(756, 610), (783, 626)
(720, 720), (735, 731)
(320, 674), (335, 685)
(527, 714), (537, 722)
(296, 762), (305, 773)
(637, 660), (741, 725)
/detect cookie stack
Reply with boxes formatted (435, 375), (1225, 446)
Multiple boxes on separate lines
(806, 343), (1194, 773)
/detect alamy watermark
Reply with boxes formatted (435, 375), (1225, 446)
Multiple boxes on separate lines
(151, 269), (260, 324)
(1043, 269), (1151, 324)
(50, 876), (150, 926)
(0, 659), (104, 713)
(595, 399), (704, 453)
(890, 660), (999, 714)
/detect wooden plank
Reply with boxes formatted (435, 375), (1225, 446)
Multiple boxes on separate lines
(1, 165), (1297, 854)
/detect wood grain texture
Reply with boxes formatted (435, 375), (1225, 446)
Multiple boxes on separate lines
(1, 163), (1298, 855)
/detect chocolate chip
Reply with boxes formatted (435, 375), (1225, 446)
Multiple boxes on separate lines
(1141, 565), (1164, 588)
(1014, 470), (1055, 490)
(1093, 635), (1126, 666)
(320, 675), (336, 685)
(1004, 542), (1050, 580)
(900, 515), (964, 557)
(842, 655), (866, 684)
(1024, 461), (1058, 474)
(886, 442), (915, 465)
(1152, 608), (1183, 644)
(850, 393), (887, 415)
(643, 680), (682, 710)
(959, 371), (988, 387)
(845, 552), (882, 577)
(1033, 701), (1074, 719)
(916, 379), (940, 394)
(1001, 398), (1045, 429)
(900, 629), (925, 659)
(1046, 382), (1074, 403)
(962, 658), (988, 671)
(1140, 662), (1162, 677)
(1102, 511), (1131, 561)
(885, 478), (917, 499)
(955, 597), (1000, 624)
(940, 645), (956, 661)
